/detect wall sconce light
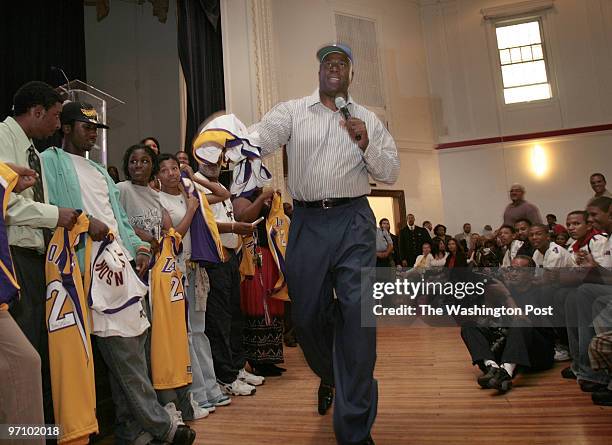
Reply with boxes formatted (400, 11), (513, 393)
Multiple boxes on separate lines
(530, 144), (548, 178)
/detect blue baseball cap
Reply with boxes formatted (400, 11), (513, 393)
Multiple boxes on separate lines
(316, 43), (353, 64)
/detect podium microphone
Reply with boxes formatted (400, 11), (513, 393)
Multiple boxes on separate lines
(51, 66), (73, 101)
(334, 96), (361, 141)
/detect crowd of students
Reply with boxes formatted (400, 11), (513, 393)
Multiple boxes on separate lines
(374, 178), (612, 403)
(0, 82), (293, 445)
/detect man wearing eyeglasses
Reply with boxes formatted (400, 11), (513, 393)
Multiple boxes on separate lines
(248, 43), (399, 445)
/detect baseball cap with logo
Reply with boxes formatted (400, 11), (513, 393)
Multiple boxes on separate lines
(61, 101), (110, 129)
(316, 43), (353, 64)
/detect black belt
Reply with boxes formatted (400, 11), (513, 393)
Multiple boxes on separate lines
(294, 196), (364, 209)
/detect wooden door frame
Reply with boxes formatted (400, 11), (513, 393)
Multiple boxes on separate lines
(368, 189), (406, 232)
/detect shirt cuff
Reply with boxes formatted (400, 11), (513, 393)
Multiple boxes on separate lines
(38, 203), (60, 229)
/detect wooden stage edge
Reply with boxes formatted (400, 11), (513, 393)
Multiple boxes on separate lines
(186, 327), (612, 445)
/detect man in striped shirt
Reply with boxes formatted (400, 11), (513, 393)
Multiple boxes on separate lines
(248, 43), (399, 445)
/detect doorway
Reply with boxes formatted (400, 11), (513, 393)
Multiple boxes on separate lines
(367, 189), (406, 236)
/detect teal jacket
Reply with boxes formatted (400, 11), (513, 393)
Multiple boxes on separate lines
(40, 147), (147, 273)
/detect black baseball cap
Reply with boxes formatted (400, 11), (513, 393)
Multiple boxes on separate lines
(60, 101), (109, 129)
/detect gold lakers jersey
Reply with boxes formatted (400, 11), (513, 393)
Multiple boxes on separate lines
(0, 163), (19, 307)
(148, 228), (192, 389)
(239, 234), (256, 281)
(45, 213), (98, 444)
(266, 193), (290, 301)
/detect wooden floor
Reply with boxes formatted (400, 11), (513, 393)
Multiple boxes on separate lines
(189, 327), (612, 445)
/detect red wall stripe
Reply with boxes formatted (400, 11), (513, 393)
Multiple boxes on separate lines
(435, 123), (612, 150)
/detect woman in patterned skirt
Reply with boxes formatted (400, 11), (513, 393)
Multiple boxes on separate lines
(233, 187), (286, 376)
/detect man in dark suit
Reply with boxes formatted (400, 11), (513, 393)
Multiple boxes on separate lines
(399, 213), (432, 267)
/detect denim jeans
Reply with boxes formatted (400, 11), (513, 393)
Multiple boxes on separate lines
(186, 267), (224, 403)
(96, 333), (175, 444)
(566, 284), (612, 385)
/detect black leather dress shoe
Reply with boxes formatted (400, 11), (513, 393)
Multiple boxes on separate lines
(561, 366), (577, 380)
(172, 425), (196, 445)
(477, 365), (497, 389)
(580, 380), (608, 393)
(361, 435), (375, 445)
(318, 382), (334, 415)
(592, 390), (612, 406)
(489, 367), (513, 393)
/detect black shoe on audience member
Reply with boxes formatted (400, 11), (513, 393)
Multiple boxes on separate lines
(489, 368), (513, 393)
(592, 390), (612, 406)
(318, 381), (334, 415)
(253, 364), (283, 377)
(477, 366), (498, 389)
(284, 333), (298, 347)
(172, 425), (196, 445)
(561, 367), (577, 380)
(580, 381), (608, 393)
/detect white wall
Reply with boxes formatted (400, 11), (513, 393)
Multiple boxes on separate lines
(421, 0), (612, 234)
(438, 132), (612, 234)
(84, 1), (181, 174)
(421, 0), (612, 142)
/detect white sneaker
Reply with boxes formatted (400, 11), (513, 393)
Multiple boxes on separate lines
(189, 393), (209, 420)
(219, 378), (256, 396)
(554, 346), (571, 361)
(164, 402), (185, 426)
(238, 368), (265, 386)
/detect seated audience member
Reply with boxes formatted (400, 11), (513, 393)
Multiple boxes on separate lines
(432, 224), (452, 247)
(589, 281), (612, 406)
(42, 102), (196, 444)
(563, 197), (612, 394)
(445, 238), (468, 269)
(590, 328), (612, 405)
(473, 236), (502, 267)
(514, 218), (535, 257)
(589, 173), (612, 201)
(430, 238), (448, 267)
(529, 224), (574, 268)
(376, 218), (395, 267)
(461, 255), (555, 393)
(556, 231), (570, 249)
(422, 220), (434, 238)
(499, 225), (522, 267)
(566, 210), (607, 266)
(107, 165), (120, 183)
(413, 241), (433, 269)
(503, 183), (543, 226)
(455, 223), (473, 251)
(546, 213), (567, 239)
(141, 136), (161, 155)
(482, 225), (493, 237)
(466, 233), (481, 265)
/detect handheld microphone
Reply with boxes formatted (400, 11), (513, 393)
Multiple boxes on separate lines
(334, 96), (361, 141)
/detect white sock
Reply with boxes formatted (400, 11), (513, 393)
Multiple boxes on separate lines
(484, 360), (499, 368)
(502, 363), (516, 377)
